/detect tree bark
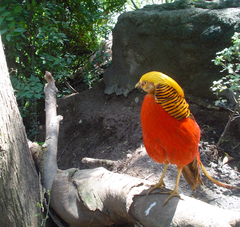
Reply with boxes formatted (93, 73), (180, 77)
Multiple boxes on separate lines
(0, 36), (41, 226)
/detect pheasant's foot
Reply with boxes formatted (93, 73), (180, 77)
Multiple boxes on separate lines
(147, 180), (165, 195)
(162, 188), (182, 206)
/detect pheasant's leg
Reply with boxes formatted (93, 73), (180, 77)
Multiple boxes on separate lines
(162, 167), (183, 206)
(147, 162), (169, 195)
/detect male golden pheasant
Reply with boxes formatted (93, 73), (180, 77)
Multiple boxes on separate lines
(136, 71), (239, 205)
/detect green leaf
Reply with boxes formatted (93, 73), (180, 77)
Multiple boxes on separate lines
(58, 33), (67, 38)
(0, 7), (6, 12)
(67, 58), (72, 64)
(34, 93), (42, 99)
(27, 3), (31, 11)
(14, 6), (22, 14)
(0, 29), (7, 35)
(25, 91), (33, 99)
(13, 27), (26, 33)
(6, 16), (14, 21)
(1, 11), (11, 17)
(6, 34), (11, 41)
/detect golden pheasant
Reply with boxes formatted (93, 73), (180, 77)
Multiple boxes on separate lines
(136, 71), (239, 205)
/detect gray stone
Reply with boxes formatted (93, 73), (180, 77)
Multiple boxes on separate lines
(103, 1), (240, 98)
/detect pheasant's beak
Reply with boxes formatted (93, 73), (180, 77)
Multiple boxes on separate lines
(135, 81), (142, 88)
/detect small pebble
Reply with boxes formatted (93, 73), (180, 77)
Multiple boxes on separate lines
(135, 97), (139, 103)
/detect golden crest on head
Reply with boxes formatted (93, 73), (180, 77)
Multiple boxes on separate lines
(138, 71), (185, 97)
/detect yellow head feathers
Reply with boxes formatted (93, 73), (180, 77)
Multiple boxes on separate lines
(136, 71), (184, 97)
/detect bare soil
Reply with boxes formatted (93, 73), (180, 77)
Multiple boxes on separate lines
(37, 80), (240, 215)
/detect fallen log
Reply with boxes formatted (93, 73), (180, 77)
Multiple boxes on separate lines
(50, 167), (240, 227)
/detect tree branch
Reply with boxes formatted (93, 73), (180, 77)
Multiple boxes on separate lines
(82, 157), (118, 169)
(43, 71), (63, 192)
(130, 0), (139, 10)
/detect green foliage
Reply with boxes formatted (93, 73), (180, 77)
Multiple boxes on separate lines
(211, 32), (240, 148)
(0, 0), (125, 139)
(211, 32), (240, 103)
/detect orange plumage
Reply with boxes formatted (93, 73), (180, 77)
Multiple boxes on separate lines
(141, 94), (200, 167)
(136, 71), (239, 205)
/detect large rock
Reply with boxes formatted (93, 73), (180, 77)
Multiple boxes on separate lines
(103, 0), (240, 98)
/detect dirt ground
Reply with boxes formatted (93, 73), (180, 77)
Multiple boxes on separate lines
(37, 79), (240, 215)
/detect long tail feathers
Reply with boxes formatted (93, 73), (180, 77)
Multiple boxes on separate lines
(200, 162), (240, 190)
(182, 154), (240, 191)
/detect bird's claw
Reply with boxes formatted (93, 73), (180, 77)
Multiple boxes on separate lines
(147, 181), (165, 195)
(162, 189), (183, 206)
(148, 184), (183, 206)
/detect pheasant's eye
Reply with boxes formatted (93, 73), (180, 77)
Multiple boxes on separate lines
(144, 81), (148, 85)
